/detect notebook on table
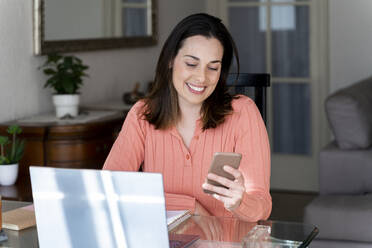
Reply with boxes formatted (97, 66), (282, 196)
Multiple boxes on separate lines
(30, 166), (199, 248)
(167, 210), (191, 231)
(2, 204), (36, 230)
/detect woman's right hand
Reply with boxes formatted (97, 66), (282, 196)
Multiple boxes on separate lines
(192, 201), (223, 241)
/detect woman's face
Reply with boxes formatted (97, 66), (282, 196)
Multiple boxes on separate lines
(172, 35), (223, 109)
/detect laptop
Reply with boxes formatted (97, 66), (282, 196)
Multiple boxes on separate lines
(30, 166), (172, 248)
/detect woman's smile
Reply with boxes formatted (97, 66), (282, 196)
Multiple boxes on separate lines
(186, 82), (206, 94)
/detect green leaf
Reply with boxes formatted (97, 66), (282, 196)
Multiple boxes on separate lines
(47, 53), (62, 64)
(0, 136), (9, 145)
(0, 125), (25, 164)
(9, 139), (25, 163)
(43, 68), (56, 75)
(0, 156), (10, 164)
(7, 125), (22, 135)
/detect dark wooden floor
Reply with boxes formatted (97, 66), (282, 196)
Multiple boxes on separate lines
(270, 190), (317, 222)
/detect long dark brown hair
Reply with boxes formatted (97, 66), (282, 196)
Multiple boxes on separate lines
(141, 13), (240, 130)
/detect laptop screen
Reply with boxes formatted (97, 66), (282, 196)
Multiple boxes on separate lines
(30, 167), (170, 248)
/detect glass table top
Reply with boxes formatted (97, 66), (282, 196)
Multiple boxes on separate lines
(1, 200), (318, 248)
(169, 215), (318, 248)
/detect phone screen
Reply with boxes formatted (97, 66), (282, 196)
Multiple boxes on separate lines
(203, 152), (242, 194)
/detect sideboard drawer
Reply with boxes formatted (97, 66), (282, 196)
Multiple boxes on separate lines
(46, 138), (112, 165)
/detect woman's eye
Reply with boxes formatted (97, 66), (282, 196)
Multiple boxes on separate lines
(208, 67), (218, 71)
(186, 63), (197, 67)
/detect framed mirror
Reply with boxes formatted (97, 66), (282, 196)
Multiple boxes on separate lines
(33, 0), (157, 55)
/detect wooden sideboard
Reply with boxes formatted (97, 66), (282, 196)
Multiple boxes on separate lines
(0, 110), (127, 201)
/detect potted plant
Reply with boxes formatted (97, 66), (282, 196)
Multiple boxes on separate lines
(39, 53), (89, 118)
(0, 125), (25, 186)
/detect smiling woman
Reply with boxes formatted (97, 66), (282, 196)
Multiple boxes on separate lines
(103, 13), (272, 223)
(33, 0), (157, 54)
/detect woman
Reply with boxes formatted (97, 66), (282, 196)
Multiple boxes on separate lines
(103, 13), (271, 222)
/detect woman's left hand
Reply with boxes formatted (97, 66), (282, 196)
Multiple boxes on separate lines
(202, 165), (245, 211)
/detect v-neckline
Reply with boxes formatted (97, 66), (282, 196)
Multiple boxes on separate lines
(171, 118), (202, 151)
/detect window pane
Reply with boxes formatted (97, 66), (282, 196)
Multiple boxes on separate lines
(228, 7), (266, 73)
(273, 83), (311, 155)
(122, 8), (147, 36)
(271, 6), (309, 77)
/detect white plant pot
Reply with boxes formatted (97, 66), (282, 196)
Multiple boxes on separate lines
(53, 94), (80, 118)
(0, 163), (19, 186)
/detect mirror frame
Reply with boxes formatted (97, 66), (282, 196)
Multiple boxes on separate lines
(33, 0), (158, 55)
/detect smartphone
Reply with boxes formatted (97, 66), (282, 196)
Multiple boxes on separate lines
(203, 152), (242, 194)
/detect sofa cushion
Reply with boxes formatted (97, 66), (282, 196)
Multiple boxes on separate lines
(319, 141), (372, 195)
(325, 77), (372, 149)
(304, 194), (372, 242)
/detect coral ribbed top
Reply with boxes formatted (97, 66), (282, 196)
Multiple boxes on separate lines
(103, 95), (271, 221)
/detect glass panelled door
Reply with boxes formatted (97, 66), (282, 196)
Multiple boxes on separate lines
(218, 0), (325, 191)
(270, 3), (311, 155)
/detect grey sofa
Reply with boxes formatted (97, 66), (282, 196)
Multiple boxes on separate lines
(304, 77), (372, 248)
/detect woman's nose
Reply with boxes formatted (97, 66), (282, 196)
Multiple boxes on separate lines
(194, 66), (206, 83)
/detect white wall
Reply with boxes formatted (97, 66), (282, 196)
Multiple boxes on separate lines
(0, 0), (205, 123)
(329, 0), (372, 93)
